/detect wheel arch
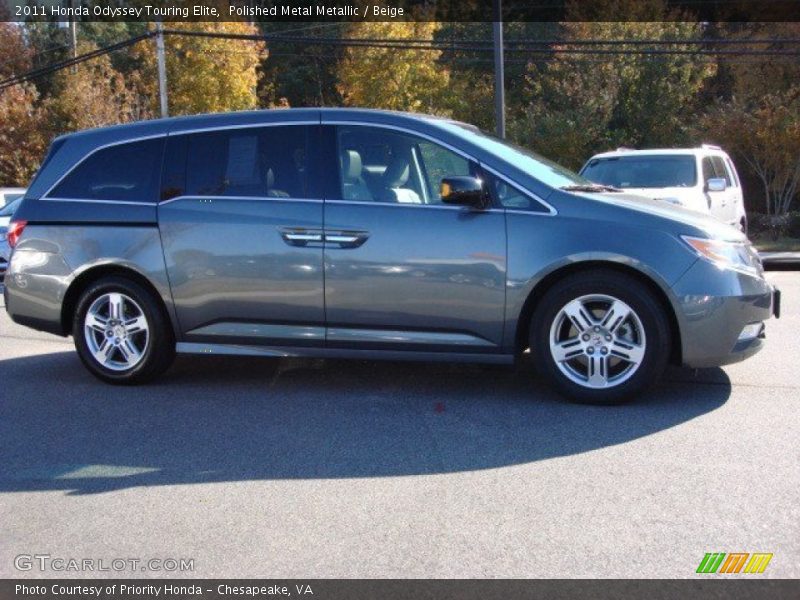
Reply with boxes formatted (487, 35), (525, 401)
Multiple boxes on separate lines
(61, 264), (175, 338)
(514, 260), (683, 365)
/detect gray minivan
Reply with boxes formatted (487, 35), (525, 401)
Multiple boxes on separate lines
(4, 109), (779, 403)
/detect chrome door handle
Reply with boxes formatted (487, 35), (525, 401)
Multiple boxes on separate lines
(285, 233), (323, 241)
(280, 228), (323, 246)
(324, 231), (369, 248)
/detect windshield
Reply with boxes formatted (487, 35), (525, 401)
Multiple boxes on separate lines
(0, 197), (22, 217)
(581, 155), (697, 189)
(445, 123), (590, 188)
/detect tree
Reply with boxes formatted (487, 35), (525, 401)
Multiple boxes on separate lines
(336, 21), (450, 114)
(0, 21), (33, 80)
(706, 94), (800, 217)
(258, 22), (344, 108)
(0, 22), (50, 186)
(45, 41), (151, 133)
(511, 0), (716, 169)
(433, 22), (558, 132)
(698, 24), (800, 217)
(132, 22), (266, 116)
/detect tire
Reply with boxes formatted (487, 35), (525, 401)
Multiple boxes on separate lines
(72, 276), (175, 384)
(530, 269), (671, 405)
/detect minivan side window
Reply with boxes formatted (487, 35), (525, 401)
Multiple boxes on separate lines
(164, 126), (310, 200)
(334, 125), (480, 205)
(49, 138), (164, 203)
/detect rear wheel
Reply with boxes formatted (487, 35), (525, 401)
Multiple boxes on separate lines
(531, 270), (671, 404)
(73, 276), (175, 384)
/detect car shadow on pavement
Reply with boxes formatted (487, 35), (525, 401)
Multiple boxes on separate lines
(0, 352), (732, 495)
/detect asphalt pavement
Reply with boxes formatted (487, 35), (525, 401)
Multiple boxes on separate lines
(0, 272), (797, 578)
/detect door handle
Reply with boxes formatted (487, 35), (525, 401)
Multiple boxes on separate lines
(324, 231), (369, 248)
(280, 228), (323, 246)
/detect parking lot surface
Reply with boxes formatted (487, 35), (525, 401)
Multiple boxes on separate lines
(0, 272), (797, 578)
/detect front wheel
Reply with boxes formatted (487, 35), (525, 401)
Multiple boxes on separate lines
(73, 276), (175, 384)
(531, 270), (671, 404)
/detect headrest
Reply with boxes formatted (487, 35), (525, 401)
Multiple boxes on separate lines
(382, 158), (409, 188)
(265, 167), (275, 189)
(341, 150), (363, 182)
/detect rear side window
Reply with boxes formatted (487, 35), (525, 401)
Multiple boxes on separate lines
(163, 126), (310, 200)
(49, 138), (164, 203)
(725, 157), (740, 187)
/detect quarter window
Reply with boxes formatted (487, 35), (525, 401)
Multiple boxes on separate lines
(486, 173), (549, 212)
(49, 138), (164, 202)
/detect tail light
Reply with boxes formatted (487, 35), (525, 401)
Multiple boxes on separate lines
(7, 220), (27, 249)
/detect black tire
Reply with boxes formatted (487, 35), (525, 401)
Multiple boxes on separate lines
(72, 276), (175, 384)
(530, 269), (671, 405)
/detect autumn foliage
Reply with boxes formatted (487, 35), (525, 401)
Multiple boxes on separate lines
(0, 15), (798, 217)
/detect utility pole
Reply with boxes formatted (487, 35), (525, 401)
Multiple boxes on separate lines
(155, 21), (169, 118)
(68, 0), (77, 72)
(492, 0), (505, 139)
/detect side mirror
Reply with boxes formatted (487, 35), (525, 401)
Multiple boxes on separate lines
(440, 176), (488, 209)
(706, 177), (727, 192)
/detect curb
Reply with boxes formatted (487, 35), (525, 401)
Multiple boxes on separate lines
(759, 251), (800, 269)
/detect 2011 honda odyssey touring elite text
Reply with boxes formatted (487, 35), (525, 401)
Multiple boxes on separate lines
(3, 109), (780, 404)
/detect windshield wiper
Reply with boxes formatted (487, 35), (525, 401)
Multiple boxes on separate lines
(560, 184), (622, 193)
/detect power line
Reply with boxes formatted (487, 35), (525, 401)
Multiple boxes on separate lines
(0, 33), (153, 90)
(3, 28), (800, 91)
(170, 29), (800, 46)
(161, 30), (800, 55)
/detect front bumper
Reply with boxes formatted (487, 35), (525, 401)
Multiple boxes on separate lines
(671, 260), (777, 368)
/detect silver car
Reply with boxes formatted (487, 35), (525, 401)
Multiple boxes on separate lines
(3, 109), (779, 404)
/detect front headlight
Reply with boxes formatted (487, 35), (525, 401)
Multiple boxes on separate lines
(681, 235), (761, 275)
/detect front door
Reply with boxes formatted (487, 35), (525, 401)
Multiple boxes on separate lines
(323, 124), (507, 352)
(702, 156), (737, 225)
(158, 124), (326, 347)
(711, 155), (738, 225)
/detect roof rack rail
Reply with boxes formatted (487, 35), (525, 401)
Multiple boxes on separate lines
(615, 146), (635, 152)
(701, 143), (722, 151)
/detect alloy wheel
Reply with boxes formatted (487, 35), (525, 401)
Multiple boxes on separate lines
(83, 292), (149, 371)
(548, 294), (646, 389)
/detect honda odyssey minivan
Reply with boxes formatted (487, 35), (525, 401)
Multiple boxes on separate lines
(4, 109), (779, 403)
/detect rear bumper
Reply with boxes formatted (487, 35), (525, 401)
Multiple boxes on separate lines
(671, 260), (776, 368)
(4, 248), (72, 336)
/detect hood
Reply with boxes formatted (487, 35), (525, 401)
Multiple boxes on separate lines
(572, 190), (745, 242)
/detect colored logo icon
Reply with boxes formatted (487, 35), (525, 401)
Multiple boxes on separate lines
(697, 553), (773, 574)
